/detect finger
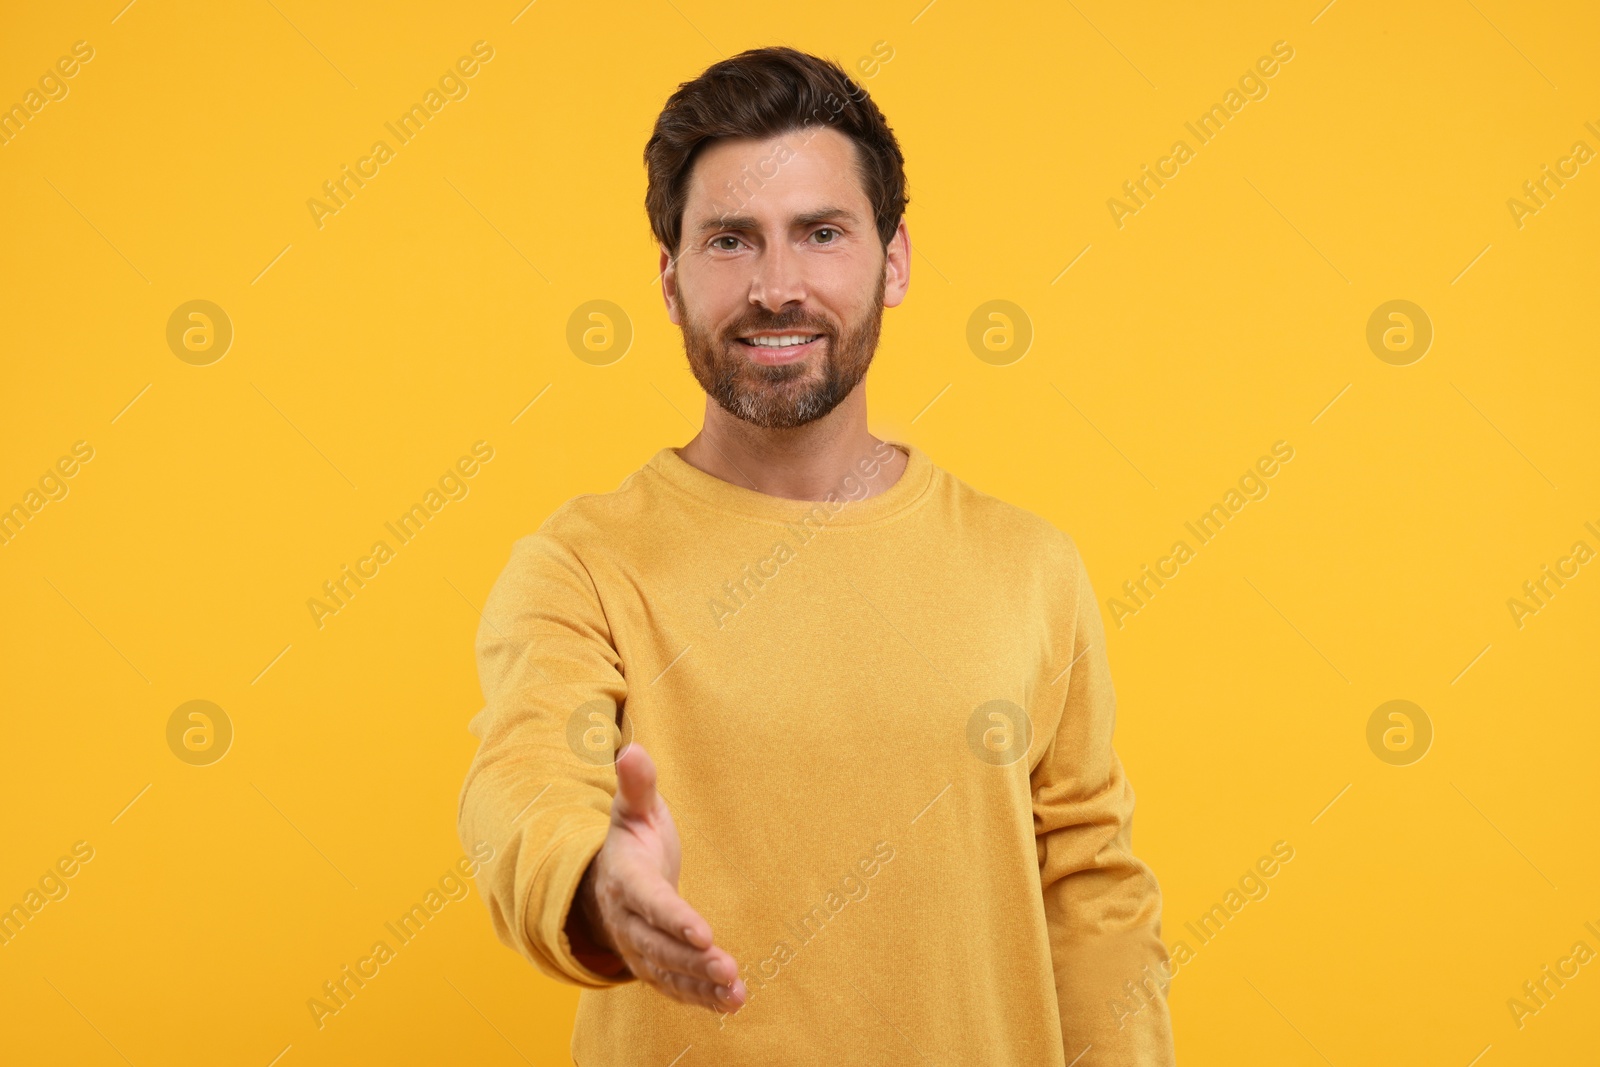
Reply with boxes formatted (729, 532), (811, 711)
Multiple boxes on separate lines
(628, 953), (704, 1008)
(653, 966), (726, 1011)
(687, 971), (748, 1013)
(633, 952), (748, 1013)
(621, 869), (714, 952)
(612, 743), (658, 823)
(619, 910), (739, 986)
(619, 865), (714, 952)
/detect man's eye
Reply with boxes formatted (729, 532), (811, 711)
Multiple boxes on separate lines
(712, 236), (741, 250)
(813, 228), (837, 243)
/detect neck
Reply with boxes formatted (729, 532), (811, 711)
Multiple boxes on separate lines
(677, 382), (908, 502)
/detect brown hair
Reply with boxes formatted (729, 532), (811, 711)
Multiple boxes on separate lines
(643, 46), (909, 257)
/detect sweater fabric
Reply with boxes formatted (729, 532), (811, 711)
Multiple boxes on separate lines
(457, 439), (1176, 1065)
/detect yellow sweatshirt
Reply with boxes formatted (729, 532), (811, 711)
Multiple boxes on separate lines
(458, 439), (1175, 1065)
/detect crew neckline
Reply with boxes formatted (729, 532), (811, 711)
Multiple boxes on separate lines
(645, 439), (935, 527)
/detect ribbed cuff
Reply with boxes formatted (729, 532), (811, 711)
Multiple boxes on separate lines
(532, 823), (636, 988)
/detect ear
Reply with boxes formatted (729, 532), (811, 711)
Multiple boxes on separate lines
(882, 217), (910, 309)
(660, 244), (681, 325)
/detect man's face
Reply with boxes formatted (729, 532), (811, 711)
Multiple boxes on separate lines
(662, 127), (906, 430)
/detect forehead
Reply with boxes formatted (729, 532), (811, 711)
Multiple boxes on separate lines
(685, 126), (869, 223)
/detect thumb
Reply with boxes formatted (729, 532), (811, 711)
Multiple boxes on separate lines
(612, 742), (659, 822)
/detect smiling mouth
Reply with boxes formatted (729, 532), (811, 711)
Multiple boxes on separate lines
(735, 333), (825, 348)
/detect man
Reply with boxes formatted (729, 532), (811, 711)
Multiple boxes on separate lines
(458, 46), (1175, 1065)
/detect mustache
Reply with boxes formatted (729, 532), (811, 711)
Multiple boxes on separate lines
(726, 316), (832, 338)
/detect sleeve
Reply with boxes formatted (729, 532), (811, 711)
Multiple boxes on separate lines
(1033, 541), (1176, 1065)
(456, 525), (638, 989)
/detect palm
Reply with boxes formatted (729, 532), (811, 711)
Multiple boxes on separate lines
(584, 743), (745, 1014)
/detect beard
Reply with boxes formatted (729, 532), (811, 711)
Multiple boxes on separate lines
(678, 271), (886, 430)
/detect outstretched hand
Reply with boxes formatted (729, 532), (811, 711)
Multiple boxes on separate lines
(572, 743), (747, 1013)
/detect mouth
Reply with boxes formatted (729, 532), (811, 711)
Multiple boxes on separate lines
(733, 332), (825, 365)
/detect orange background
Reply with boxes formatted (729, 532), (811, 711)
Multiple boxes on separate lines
(1, 1), (1597, 1063)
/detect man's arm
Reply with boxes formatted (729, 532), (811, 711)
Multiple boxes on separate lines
(458, 528), (746, 1012)
(457, 527), (636, 988)
(1033, 541), (1176, 1065)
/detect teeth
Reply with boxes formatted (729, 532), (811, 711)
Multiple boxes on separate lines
(743, 334), (819, 347)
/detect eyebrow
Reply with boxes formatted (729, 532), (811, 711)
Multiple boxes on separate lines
(693, 206), (863, 237)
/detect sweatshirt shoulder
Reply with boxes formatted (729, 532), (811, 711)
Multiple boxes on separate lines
(933, 461), (1086, 572)
(519, 457), (664, 552)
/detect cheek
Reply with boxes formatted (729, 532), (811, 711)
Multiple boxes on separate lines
(825, 290), (877, 338)
(827, 268), (883, 325)
(791, 288), (845, 334)
(682, 277), (747, 339)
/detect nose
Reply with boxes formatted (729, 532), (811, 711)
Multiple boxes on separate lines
(747, 237), (806, 312)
